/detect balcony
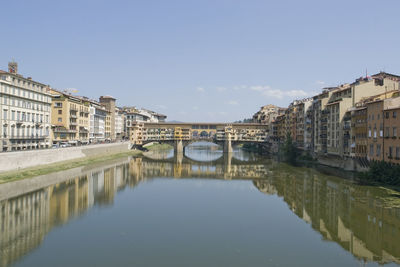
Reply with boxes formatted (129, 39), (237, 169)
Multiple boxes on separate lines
(9, 135), (47, 140)
(343, 124), (351, 130)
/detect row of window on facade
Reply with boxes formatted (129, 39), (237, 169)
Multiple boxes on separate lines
(2, 95), (50, 112)
(0, 83), (48, 98)
(2, 109), (49, 123)
(2, 125), (49, 137)
(369, 144), (400, 159)
(368, 127), (398, 138)
(1, 75), (46, 92)
(368, 111), (397, 121)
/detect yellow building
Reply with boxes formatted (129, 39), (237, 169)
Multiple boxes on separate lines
(50, 89), (90, 145)
(104, 110), (112, 140)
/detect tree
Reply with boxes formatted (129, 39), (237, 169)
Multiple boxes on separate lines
(282, 133), (298, 165)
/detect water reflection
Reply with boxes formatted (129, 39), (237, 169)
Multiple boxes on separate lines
(0, 148), (399, 266)
(254, 167), (400, 265)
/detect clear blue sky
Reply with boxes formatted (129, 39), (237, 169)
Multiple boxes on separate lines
(1, 0), (399, 122)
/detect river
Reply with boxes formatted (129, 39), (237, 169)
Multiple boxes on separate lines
(0, 142), (399, 266)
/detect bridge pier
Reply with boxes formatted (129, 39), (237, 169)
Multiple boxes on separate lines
(223, 139), (233, 153)
(174, 139), (184, 156)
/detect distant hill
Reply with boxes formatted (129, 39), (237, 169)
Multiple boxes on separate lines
(166, 120), (184, 123)
(233, 118), (253, 123)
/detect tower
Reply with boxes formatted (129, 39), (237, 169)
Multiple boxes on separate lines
(8, 61), (18, 74)
(99, 96), (116, 140)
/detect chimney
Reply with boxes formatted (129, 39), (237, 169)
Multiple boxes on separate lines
(8, 61), (18, 74)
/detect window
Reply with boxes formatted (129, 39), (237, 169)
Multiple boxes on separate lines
(11, 111), (15, 120)
(377, 144), (381, 157)
(386, 112), (389, 119)
(3, 110), (7, 120)
(55, 102), (62, 108)
(385, 127), (390, 137)
(397, 147), (400, 159)
(58, 118), (62, 122)
(58, 110), (62, 115)
(394, 127), (397, 137)
(394, 111), (397, 118)
(370, 144), (374, 156)
(389, 146), (393, 158)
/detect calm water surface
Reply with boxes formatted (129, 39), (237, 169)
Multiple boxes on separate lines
(1, 143), (399, 267)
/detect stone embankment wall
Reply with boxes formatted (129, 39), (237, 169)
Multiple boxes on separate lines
(0, 142), (131, 173)
(317, 155), (369, 172)
(0, 156), (131, 201)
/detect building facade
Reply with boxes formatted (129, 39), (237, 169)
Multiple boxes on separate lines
(89, 101), (107, 143)
(99, 96), (116, 140)
(50, 89), (90, 145)
(0, 63), (52, 151)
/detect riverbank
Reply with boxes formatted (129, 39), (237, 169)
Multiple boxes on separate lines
(144, 143), (173, 151)
(0, 142), (132, 173)
(0, 149), (142, 184)
(252, 141), (400, 189)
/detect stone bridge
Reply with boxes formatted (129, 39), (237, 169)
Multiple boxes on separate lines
(129, 122), (268, 154)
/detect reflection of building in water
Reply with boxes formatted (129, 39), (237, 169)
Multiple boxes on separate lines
(0, 189), (50, 267)
(0, 161), (132, 267)
(0, 155), (269, 267)
(253, 171), (400, 265)
(49, 176), (90, 224)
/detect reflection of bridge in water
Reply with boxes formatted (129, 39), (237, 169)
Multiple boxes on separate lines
(137, 150), (272, 180)
(1, 155), (400, 266)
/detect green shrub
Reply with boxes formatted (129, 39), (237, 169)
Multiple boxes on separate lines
(359, 161), (400, 186)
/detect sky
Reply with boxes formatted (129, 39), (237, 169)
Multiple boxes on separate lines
(0, 0), (399, 122)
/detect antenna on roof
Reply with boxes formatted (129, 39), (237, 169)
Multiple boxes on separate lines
(365, 68), (368, 79)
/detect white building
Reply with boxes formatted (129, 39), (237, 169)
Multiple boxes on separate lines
(89, 101), (107, 143)
(0, 62), (52, 151)
(122, 107), (166, 139)
(115, 108), (124, 140)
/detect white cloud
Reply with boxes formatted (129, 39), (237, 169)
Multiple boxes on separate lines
(196, 87), (205, 92)
(249, 85), (271, 92)
(285, 90), (308, 98)
(216, 86), (227, 92)
(315, 80), (326, 86)
(227, 100), (239, 105)
(247, 85), (309, 99)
